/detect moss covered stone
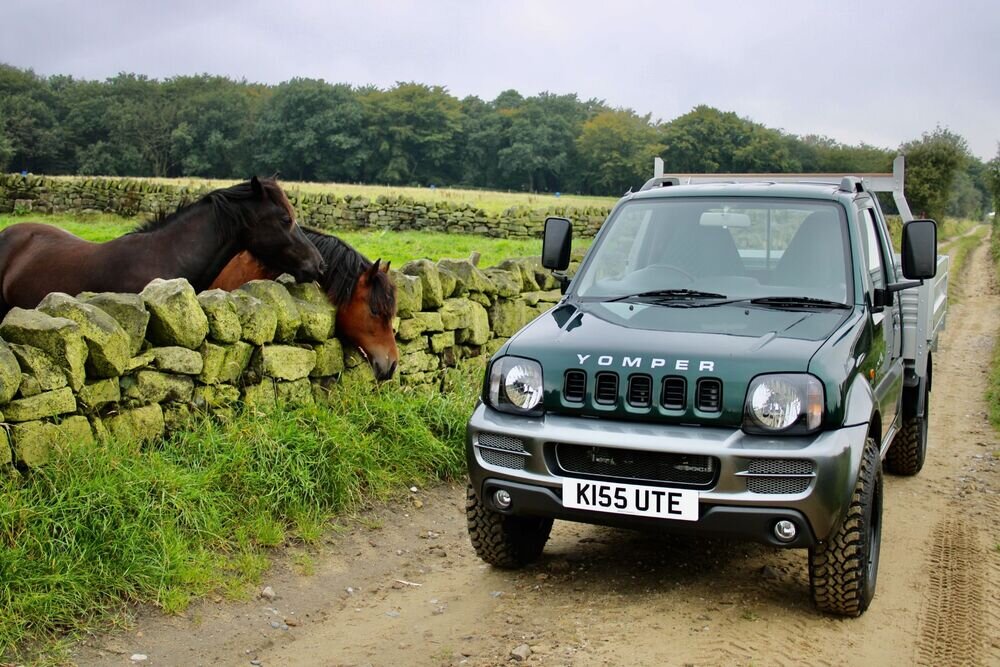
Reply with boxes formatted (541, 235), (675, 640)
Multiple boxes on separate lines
(11, 421), (54, 467)
(238, 281), (302, 342)
(9, 344), (67, 395)
(78, 378), (121, 412)
(141, 278), (209, 350)
(121, 370), (194, 404)
(78, 292), (150, 356)
(192, 383), (240, 409)
(0, 340), (21, 403)
(5, 387), (77, 422)
(401, 259), (445, 309)
(229, 291), (277, 345)
(437, 259), (497, 296)
(151, 346), (204, 375)
(436, 263), (458, 298)
(241, 380), (276, 411)
(276, 378), (314, 406)
(294, 298), (334, 342)
(162, 403), (193, 432)
(391, 271), (422, 318)
(396, 311), (444, 342)
(496, 258), (540, 291)
(429, 331), (456, 353)
(38, 293), (132, 377)
(251, 345), (317, 381)
(196, 289), (242, 343)
(457, 301), (491, 346)
(310, 338), (344, 377)
(488, 300), (537, 337)
(125, 350), (155, 372)
(105, 404), (165, 444)
(438, 298), (474, 331)
(0, 429), (10, 467)
(482, 268), (522, 298)
(199, 341), (253, 385)
(399, 350), (439, 374)
(0, 308), (87, 390)
(56, 415), (95, 447)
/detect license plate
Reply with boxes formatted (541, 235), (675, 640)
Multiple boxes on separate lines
(562, 478), (699, 522)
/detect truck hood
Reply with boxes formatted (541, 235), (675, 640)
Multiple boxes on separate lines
(505, 300), (851, 426)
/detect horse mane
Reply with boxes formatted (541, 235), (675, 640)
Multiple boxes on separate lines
(304, 228), (396, 319)
(132, 178), (291, 242)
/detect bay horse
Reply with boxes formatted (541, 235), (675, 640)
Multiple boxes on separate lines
(210, 229), (399, 381)
(0, 176), (325, 313)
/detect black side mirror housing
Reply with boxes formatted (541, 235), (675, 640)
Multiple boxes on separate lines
(542, 216), (572, 271)
(901, 219), (937, 280)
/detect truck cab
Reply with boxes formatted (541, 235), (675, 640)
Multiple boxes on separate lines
(465, 157), (945, 617)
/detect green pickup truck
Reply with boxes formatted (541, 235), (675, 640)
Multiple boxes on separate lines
(465, 157), (948, 616)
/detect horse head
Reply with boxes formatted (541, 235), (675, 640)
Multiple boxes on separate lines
(336, 258), (399, 382)
(241, 176), (325, 283)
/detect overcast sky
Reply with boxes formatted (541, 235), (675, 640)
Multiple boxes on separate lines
(2, 0), (997, 160)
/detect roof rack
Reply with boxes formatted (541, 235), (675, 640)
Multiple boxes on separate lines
(643, 155), (912, 222)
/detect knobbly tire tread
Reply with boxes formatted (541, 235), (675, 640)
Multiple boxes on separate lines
(808, 437), (882, 617)
(466, 484), (553, 568)
(885, 416), (925, 475)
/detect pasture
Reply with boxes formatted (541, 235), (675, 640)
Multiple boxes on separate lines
(0, 213), (569, 268)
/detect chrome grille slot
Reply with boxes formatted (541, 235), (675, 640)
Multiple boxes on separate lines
(661, 376), (687, 410)
(563, 370), (586, 403)
(594, 372), (619, 405)
(476, 432), (528, 471)
(627, 374), (652, 407)
(747, 476), (811, 494)
(696, 378), (722, 412)
(555, 443), (717, 487)
(742, 459), (815, 495)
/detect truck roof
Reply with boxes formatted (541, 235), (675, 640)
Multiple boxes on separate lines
(628, 181), (848, 202)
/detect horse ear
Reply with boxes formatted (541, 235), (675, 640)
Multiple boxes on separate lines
(250, 175), (263, 197)
(382, 260), (390, 272)
(368, 259), (381, 277)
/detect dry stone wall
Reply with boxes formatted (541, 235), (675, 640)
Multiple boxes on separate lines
(0, 174), (611, 239)
(0, 255), (574, 470)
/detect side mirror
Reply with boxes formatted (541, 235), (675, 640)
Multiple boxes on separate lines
(542, 216), (572, 271)
(901, 219), (937, 280)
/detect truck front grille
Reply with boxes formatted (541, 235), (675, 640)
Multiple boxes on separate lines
(627, 374), (652, 407)
(563, 370), (586, 403)
(554, 443), (717, 487)
(594, 372), (619, 405)
(696, 378), (722, 412)
(476, 432), (528, 471)
(661, 376), (687, 410)
(742, 458), (815, 495)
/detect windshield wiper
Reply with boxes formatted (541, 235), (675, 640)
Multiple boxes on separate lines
(748, 296), (851, 310)
(608, 289), (729, 303)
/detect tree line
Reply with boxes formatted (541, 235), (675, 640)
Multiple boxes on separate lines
(1, 63), (996, 221)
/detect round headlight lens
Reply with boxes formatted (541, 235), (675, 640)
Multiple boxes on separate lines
(744, 374), (824, 433)
(487, 356), (545, 414)
(748, 378), (802, 430)
(503, 362), (543, 410)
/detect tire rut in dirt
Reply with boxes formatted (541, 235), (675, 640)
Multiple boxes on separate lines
(916, 517), (988, 666)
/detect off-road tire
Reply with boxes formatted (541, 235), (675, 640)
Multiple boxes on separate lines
(808, 436), (883, 616)
(466, 484), (553, 568)
(885, 383), (929, 476)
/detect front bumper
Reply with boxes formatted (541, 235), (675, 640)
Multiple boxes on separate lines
(466, 404), (868, 547)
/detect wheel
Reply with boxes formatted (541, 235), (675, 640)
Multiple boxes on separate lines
(885, 380), (929, 475)
(466, 483), (553, 568)
(808, 436), (883, 616)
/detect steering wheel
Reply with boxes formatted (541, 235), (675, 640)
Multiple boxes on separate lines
(647, 263), (695, 283)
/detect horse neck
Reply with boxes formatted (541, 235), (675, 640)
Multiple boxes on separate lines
(145, 205), (243, 291)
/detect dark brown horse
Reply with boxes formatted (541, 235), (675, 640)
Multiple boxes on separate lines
(0, 177), (324, 313)
(210, 229), (399, 380)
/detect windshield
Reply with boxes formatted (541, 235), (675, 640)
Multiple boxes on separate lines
(574, 197), (850, 303)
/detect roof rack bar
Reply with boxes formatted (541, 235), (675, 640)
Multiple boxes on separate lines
(645, 155), (913, 222)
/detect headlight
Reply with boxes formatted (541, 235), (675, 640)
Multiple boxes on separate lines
(743, 374), (824, 434)
(487, 356), (544, 415)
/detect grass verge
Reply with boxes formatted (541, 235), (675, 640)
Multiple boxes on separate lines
(987, 221), (1000, 431)
(943, 224), (988, 299)
(0, 370), (480, 659)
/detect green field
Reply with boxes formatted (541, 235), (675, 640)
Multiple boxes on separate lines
(41, 175), (620, 216)
(0, 213), (567, 268)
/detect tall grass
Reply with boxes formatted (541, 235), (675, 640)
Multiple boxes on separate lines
(987, 222), (1000, 431)
(0, 371), (480, 657)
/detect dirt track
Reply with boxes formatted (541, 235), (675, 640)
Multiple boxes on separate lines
(74, 238), (1000, 667)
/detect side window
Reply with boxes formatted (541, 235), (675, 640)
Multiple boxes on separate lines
(861, 209), (886, 292)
